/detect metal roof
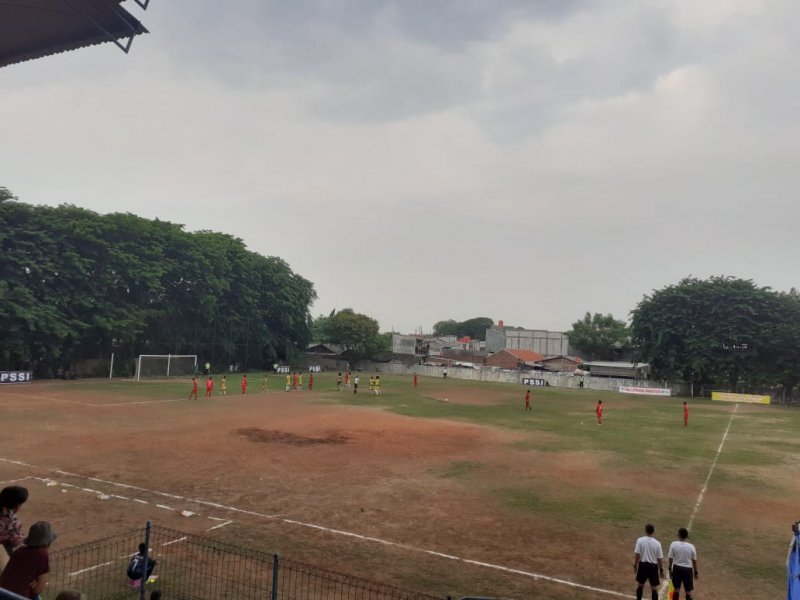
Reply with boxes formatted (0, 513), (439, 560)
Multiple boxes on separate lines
(1, 0), (149, 69)
(582, 361), (649, 368)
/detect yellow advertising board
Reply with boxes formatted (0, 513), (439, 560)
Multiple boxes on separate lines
(711, 391), (771, 405)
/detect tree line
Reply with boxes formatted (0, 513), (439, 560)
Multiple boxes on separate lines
(0, 190), (316, 375)
(567, 276), (800, 393)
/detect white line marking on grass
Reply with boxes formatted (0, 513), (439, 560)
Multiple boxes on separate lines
(0, 458), (39, 468)
(5, 457), (634, 599)
(102, 399), (184, 407)
(687, 403), (738, 531)
(156, 504), (175, 511)
(0, 476), (32, 485)
(205, 519), (233, 531)
(658, 403), (738, 600)
(0, 390), (184, 407)
(69, 560), (115, 577)
(161, 536), (188, 546)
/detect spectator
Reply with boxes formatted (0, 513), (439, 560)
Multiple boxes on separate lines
(0, 520), (57, 600)
(127, 543), (157, 587)
(0, 485), (29, 571)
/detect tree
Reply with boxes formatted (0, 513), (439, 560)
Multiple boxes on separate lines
(432, 317), (494, 340)
(432, 319), (460, 337)
(322, 308), (387, 361)
(630, 276), (800, 390)
(0, 193), (316, 374)
(566, 313), (630, 360)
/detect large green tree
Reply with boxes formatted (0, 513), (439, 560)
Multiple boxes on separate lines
(631, 276), (800, 389)
(322, 308), (381, 361)
(432, 317), (494, 340)
(566, 312), (630, 360)
(0, 195), (316, 374)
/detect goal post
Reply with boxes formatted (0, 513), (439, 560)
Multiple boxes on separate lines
(135, 354), (198, 381)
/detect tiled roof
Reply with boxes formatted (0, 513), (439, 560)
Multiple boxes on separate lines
(505, 349), (545, 362)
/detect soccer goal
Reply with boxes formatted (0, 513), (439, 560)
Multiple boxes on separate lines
(135, 354), (198, 381)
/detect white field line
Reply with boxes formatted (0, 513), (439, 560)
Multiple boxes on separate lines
(7, 457), (634, 599)
(0, 390), (184, 407)
(161, 536), (188, 546)
(687, 403), (738, 531)
(658, 403), (738, 600)
(0, 476), (32, 485)
(69, 560), (115, 577)
(206, 519), (233, 531)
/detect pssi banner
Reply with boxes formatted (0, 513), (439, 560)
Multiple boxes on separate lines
(619, 385), (671, 396)
(711, 391), (771, 405)
(274, 365), (291, 374)
(308, 365), (322, 373)
(522, 378), (548, 387)
(0, 371), (33, 384)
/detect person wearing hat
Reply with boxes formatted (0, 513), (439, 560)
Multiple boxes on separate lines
(0, 521), (57, 599)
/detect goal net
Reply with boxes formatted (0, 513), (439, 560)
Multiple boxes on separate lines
(135, 355), (198, 381)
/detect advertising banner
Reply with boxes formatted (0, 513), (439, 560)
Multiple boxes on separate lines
(522, 378), (549, 387)
(274, 365), (291, 374)
(308, 365), (321, 373)
(0, 371), (33, 384)
(711, 391), (770, 404)
(619, 385), (671, 396)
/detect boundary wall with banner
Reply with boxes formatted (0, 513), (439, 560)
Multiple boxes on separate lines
(619, 386), (672, 396)
(711, 391), (771, 404)
(359, 362), (688, 395)
(0, 371), (32, 384)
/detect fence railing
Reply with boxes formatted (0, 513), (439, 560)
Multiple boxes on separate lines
(43, 523), (445, 600)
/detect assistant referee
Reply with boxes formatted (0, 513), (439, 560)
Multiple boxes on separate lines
(668, 527), (699, 599)
(633, 523), (664, 600)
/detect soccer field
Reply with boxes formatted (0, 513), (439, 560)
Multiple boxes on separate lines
(0, 374), (796, 599)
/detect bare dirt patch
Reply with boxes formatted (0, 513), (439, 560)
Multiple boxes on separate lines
(235, 427), (350, 446)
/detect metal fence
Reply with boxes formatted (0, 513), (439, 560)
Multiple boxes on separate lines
(42, 523), (444, 600)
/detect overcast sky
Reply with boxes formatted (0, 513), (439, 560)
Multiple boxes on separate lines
(3, 0), (799, 333)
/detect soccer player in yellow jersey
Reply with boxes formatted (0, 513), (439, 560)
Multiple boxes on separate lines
(220, 375), (227, 396)
(262, 374), (268, 394)
(285, 373), (291, 392)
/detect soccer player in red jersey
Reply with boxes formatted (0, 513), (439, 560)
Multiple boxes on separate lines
(596, 400), (603, 425)
(292, 372), (298, 391)
(205, 376), (213, 398)
(413, 372), (418, 387)
(189, 377), (198, 401)
(524, 389), (531, 411)
(308, 372), (314, 391)
(683, 401), (689, 426)
(241, 374), (247, 395)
